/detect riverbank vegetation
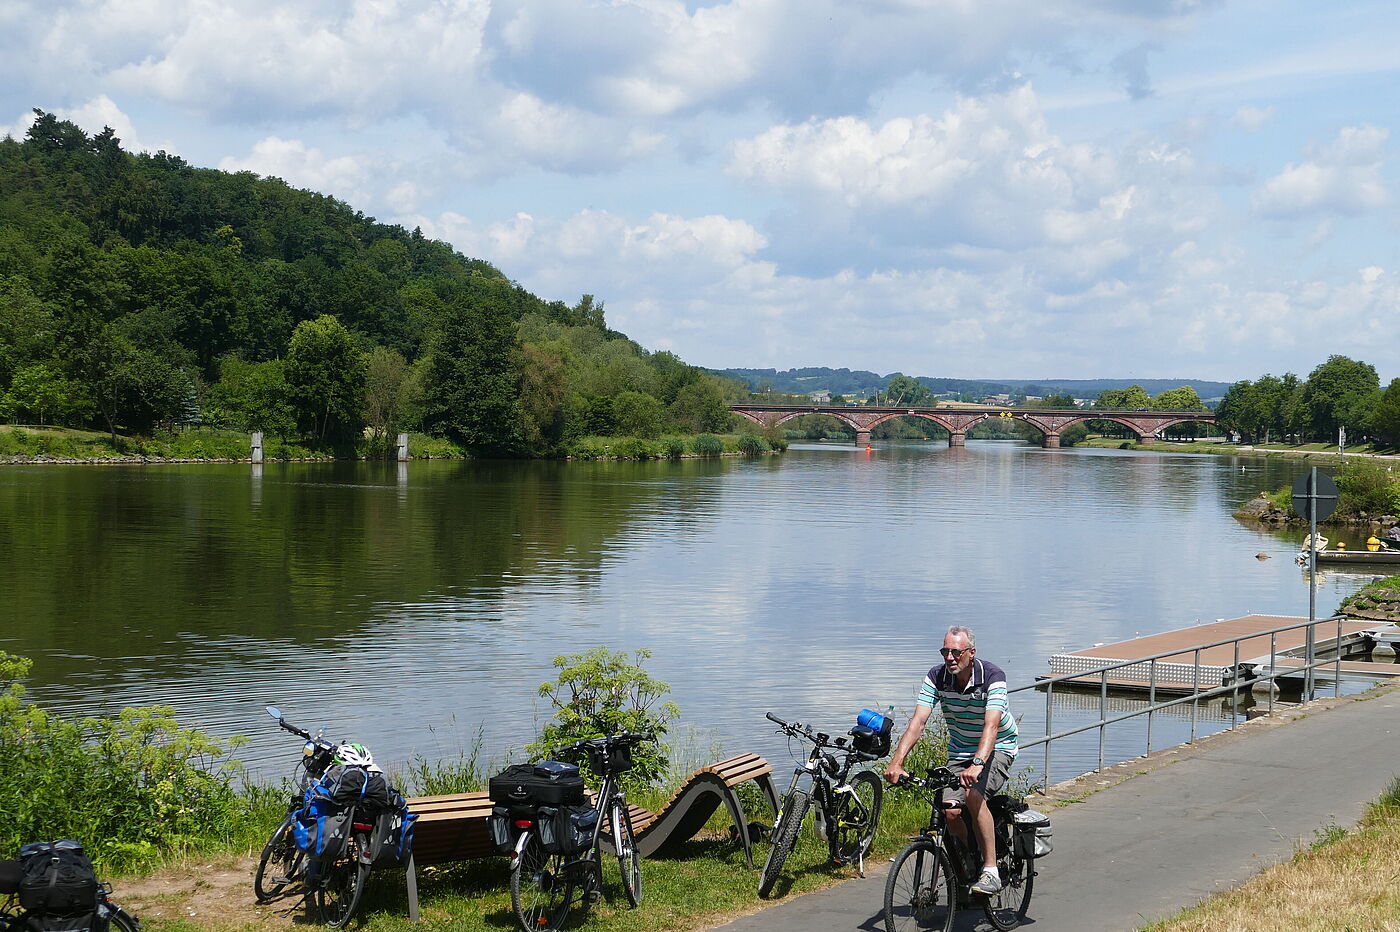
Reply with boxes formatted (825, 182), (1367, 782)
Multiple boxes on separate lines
(3, 644), (948, 930)
(1142, 776), (1400, 932)
(1215, 355), (1400, 448)
(0, 113), (746, 463)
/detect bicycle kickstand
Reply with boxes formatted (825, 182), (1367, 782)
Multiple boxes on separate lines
(856, 849), (865, 879)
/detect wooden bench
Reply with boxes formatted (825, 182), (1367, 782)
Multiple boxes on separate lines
(399, 752), (778, 918)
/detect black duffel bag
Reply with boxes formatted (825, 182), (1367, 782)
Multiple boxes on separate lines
(488, 762), (586, 808)
(16, 840), (103, 931)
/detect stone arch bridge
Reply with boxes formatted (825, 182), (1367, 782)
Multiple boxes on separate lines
(730, 404), (1217, 448)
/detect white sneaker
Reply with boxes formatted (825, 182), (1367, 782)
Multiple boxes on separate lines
(970, 870), (1002, 895)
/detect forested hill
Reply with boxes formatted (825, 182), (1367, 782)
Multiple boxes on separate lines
(0, 111), (740, 456)
(718, 368), (1231, 401)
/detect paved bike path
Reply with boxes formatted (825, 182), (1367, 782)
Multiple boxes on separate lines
(709, 685), (1400, 931)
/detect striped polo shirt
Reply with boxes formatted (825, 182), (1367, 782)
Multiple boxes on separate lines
(917, 658), (1019, 760)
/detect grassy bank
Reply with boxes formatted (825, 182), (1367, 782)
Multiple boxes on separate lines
(1142, 776), (1400, 931)
(0, 426), (785, 464)
(0, 426), (466, 462)
(127, 743), (953, 932)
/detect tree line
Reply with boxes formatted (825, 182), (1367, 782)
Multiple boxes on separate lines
(1215, 356), (1398, 446)
(0, 112), (740, 457)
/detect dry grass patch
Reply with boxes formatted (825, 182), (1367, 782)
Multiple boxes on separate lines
(1143, 779), (1400, 931)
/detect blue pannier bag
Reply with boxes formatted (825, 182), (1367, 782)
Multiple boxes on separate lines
(292, 798), (353, 861)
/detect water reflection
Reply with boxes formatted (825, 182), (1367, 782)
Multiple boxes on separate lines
(0, 444), (1372, 782)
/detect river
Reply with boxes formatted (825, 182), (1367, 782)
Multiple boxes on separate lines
(0, 442), (1375, 786)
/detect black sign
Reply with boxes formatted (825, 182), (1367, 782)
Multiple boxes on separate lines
(1291, 471), (1338, 522)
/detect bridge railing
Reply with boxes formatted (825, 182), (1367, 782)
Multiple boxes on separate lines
(1006, 614), (1348, 787)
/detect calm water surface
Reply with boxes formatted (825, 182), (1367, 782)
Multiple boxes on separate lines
(1, 443), (1372, 784)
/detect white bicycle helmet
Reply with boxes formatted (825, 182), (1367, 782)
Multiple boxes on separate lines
(336, 742), (377, 770)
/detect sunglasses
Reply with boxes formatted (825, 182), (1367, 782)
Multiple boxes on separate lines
(939, 647), (971, 659)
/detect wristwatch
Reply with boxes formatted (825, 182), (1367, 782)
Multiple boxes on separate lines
(972, 756), (985, 766)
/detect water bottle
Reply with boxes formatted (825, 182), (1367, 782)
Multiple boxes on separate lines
(813, 801), (827, 841)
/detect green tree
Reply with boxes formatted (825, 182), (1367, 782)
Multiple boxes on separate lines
(528, 647), (680, 789)
(363, 346), (409, 448)
(884, 375), (933, 407)
(1096, 385), (1152, 409)
(420, 293), (522, 457)
(1302, 355), (1378, 441)
(284, 315), (366, 444)
(515, 343), (568, 451)
(1373, 379), (1400, 447)
(1151, 386), (1204, 410)
(204, 356), (295, 437)
(613, 391), (665, 439)
(670, 378), (734, 433)
(1, 364), (89, 425)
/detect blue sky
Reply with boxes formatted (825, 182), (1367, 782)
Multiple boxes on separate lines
(3, 0), (1398, 382)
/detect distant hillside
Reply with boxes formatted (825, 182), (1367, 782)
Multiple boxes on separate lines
(715, 368), (1231, 401)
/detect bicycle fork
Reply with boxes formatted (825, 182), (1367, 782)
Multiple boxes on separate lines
(827, 781), (867, 877)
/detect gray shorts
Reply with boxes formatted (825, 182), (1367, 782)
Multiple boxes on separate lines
(944, 752), (1014, 805)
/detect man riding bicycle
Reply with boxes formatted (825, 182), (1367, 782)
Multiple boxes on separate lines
(885, 625), (1018, 896)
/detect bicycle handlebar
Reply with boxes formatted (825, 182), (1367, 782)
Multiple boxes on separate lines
(556, 732), (657, 754)
(895, 766), (961, 790)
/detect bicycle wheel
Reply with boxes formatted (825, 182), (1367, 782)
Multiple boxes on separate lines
(982, 844), (1033, 931)
(109, 907), (141, 932)
(510, 833), (572, 932)
(884, 838), (956, 932)
(611, 800), (643, 908)
(315, 835), (370, 929)
(757, 789), (809, 899)
(829, 770), (883, 865)
(254, 814), (304, 901)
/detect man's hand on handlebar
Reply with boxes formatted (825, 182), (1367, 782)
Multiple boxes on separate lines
(884, 762), (908, 785)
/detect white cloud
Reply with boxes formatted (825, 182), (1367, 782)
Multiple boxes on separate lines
(1, 109), (37, 142)
(1232, 105), (1276, 132)
(1252, 124), (1390, 218)
(96, 0), (492, 122)
(219, 137), (375, 206)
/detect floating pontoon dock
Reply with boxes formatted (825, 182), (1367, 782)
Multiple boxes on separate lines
(1044, 614), (1400, 694)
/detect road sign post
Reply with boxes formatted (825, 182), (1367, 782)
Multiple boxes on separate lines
(1291, 469), (1338, 699)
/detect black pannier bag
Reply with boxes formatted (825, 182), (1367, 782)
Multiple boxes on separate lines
(17, 840), (101, 931)
(488, 762), (586, 808)
(538, 805), (598, 855)
(487, 806), (519, 855)
(1012, 809), (1054, 858)
(0, 858), (20, 894)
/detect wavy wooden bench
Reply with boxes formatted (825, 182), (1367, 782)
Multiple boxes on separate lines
(402, 751), (779, 915)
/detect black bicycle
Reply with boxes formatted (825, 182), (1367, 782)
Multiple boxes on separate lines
(758, 712), (885, 898)
(253, 705), (372, 929)
(507, 733), (655, 932)
(884, 767), (1033, 932)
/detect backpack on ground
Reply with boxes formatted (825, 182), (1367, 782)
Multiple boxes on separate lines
(16, 840), (104, 932)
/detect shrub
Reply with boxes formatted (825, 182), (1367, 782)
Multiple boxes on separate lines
(692, 433), (724, 457)
(1335, 461), (1400, 516)
(612, 437), (660, 460)
(736, 433), (769, 455)
(665, 438), (686, 459)
(528, 647), (680, 788)
(0, 652), (247, 871)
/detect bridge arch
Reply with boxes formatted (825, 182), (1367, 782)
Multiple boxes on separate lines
(730, 404), (1216, 448)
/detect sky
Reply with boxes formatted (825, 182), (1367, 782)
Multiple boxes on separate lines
(3, 0), (1399, 383)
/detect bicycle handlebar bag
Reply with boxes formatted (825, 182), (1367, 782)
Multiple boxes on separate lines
(489, 762), (586, 807)
(849, 709), (893, 757)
